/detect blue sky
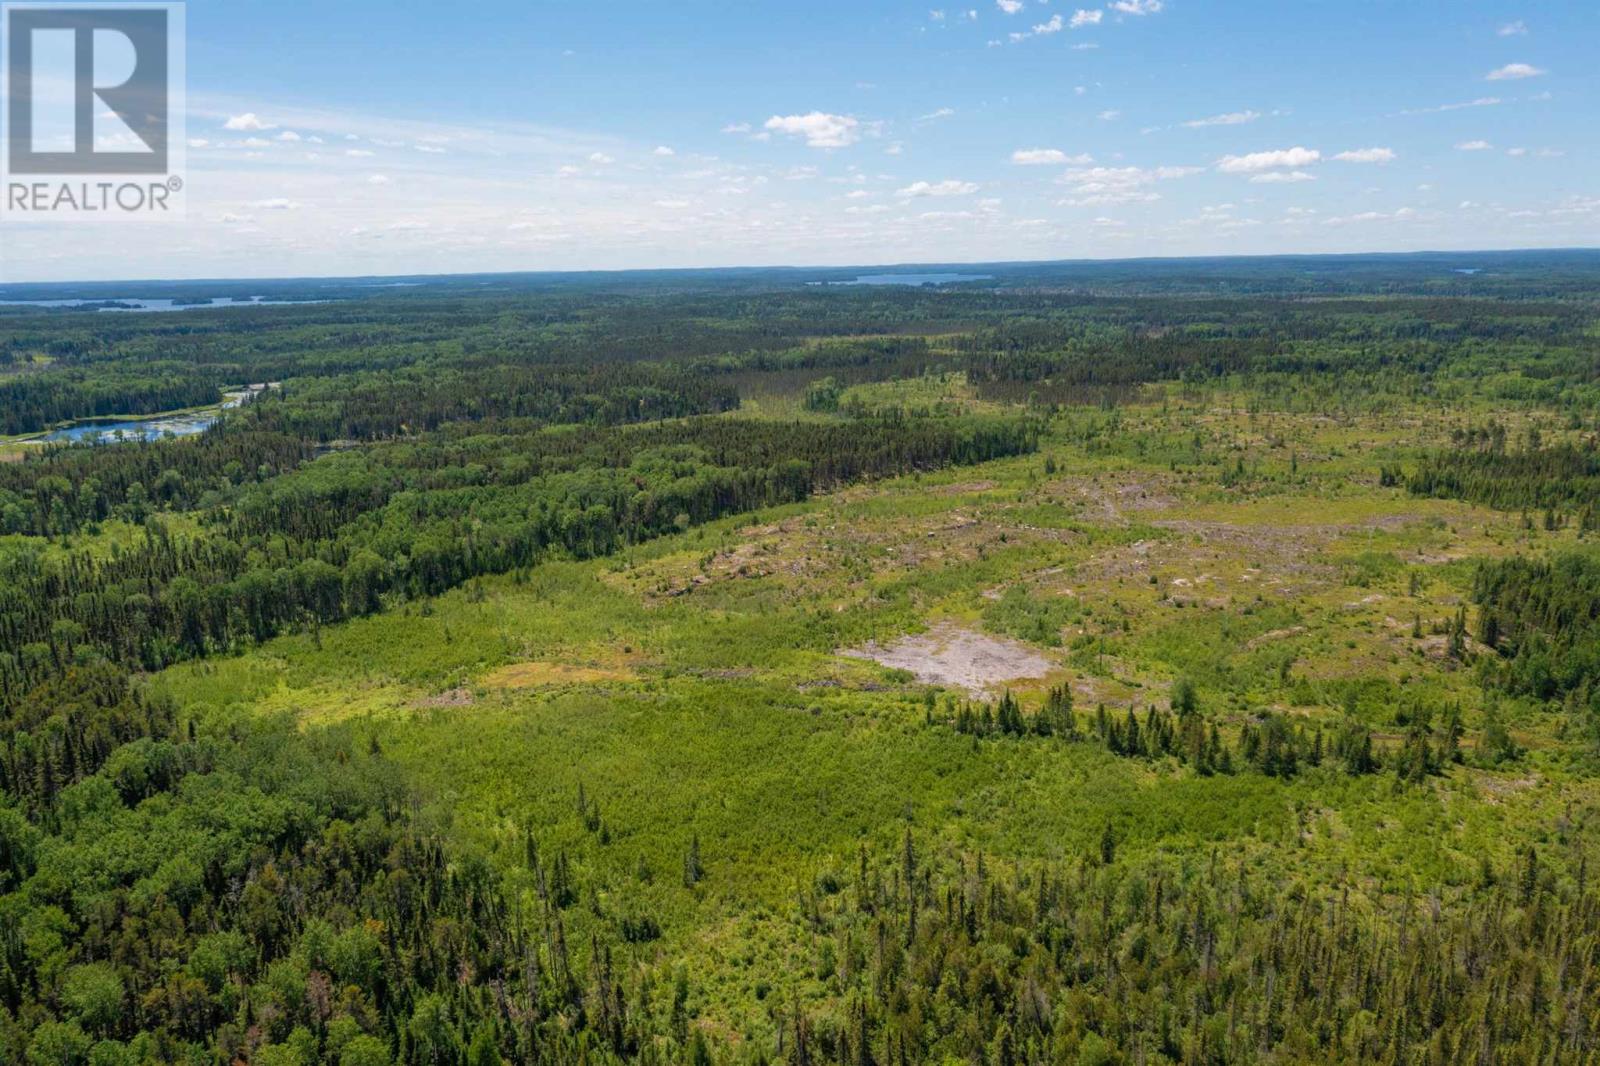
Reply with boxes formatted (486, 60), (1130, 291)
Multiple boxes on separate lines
(2, 0), (1596, 280)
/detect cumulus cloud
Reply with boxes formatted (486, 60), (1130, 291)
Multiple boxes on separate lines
(1015, 8), (1098, 38)
(1011, 148), (1093, 165)
(588, 152), (615, 164)
(367, 174), (390, 185)
(1184, 110), (1261, 128)
(1333, 147), (1396, 163)
(653, 146), (675, 156)
(1486, 62), (1546, 80)
(919, 107), (957, 122)
(223, 112), (275, 131)
(996, 0), (1023, 12)
(895, 179), (980, 198)
(1497, 20), (1528, 36)
(1108, 0), (1162, 14)
(1216, 146), (1321, 173)
(1455, 140), (1493, 151)
(250, 198), (299, 210)
(1249, 170), (1316, 184)
(764, 112), (862, 149)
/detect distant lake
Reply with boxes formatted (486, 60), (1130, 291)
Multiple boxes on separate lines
(0, 296), (326, 313)
(38, 413), (218, 444)
(818, 273), (994, 288)
(28, 384), (275, 445)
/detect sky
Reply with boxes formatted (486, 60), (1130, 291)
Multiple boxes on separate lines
(0, 0), (1596, 282)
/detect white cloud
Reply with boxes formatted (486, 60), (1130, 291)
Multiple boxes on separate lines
(721, 122), (753, 134)
(1486, 62), (1546, 80)
(1184, 110), (1261, 128)
(1011, 148), (1093, 165)
(345, 148), (375, 158)
(1108, 0), (1162, 14)
(250, 198), (299, 210)
(277, 130), (302, 142)
(996, 0), (1023, 12)
(223, 112), (275, 131)
(1398, 97), (1501, 116)
(764, 112), (862, 149)
(895, 179), (980, 198)
(1325, 207), (1416, 226)
(1216, 146), (1320, 173)
(1497, 20), (1528, 36)
(1249, 170), (1316, 183)
(653, 146), (675, 156)
(1455, 140), (1493, 151)
(1098, 110), (1121, 121)
(1057, 164), (1199, 205)
(919, 107), (957, 121)
(588, 152), (615, 164)
(1009, 9), (1099, 40)
(1333, 147), (1396, 163)
(1506, 147), (1528, 156)
(367, 174), (390, 185)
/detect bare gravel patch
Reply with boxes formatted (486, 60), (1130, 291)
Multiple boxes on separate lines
(841, 623), (1054, 697)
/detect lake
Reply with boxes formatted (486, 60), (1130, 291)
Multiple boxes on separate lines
(0, 296), (326, 313)
(28, 384), (276, 444)
(814, 273), (994, 288)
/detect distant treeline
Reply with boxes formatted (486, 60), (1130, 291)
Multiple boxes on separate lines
(6, 283), (1598, 432)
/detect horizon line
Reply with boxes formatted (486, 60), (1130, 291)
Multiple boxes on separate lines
(2, 245), (1598, 290)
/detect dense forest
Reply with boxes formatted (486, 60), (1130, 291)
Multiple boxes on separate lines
(3, 254), (1600, 1063)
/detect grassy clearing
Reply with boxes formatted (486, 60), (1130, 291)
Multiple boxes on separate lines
(144, 391), (1600, 1038)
